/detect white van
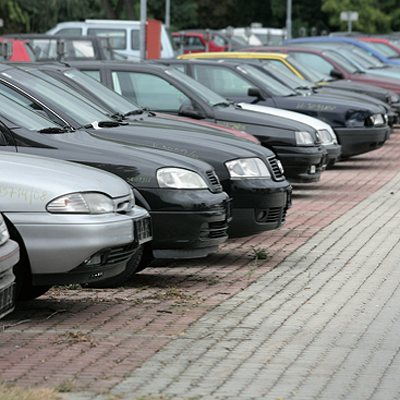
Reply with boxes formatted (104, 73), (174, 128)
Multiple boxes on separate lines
(46, 19), (176, 59)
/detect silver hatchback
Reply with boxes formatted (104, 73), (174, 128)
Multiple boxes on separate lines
(1, 152), (152, 300)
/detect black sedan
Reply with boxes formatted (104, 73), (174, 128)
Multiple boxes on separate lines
(61, 60), (333, 183)
(156, 58), (391, 159)
(0, 62), (292, 239)
(0, 91), (232, 284)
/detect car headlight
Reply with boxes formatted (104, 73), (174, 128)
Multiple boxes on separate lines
(389, 94), (400, 105)
(0, 215), (10, 245)
(295, 131), (315, 146)
(366, 113), (385, 127)
(318, 128), (338, 145)
(157, 168), (208, 189)
(47, 192), (115, 214)
(225, 158), (271, 179)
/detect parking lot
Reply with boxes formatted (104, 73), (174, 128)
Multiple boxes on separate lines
(1, 127), (399, 399)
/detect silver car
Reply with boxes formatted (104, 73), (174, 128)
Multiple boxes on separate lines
(1, 152), (152, 300)
(0, 214), (19, 318)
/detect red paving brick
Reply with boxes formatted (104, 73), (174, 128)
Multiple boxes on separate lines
(1, 129), (400, 394)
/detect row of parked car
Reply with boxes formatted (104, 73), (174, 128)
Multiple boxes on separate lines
(1, 28), (399, 319)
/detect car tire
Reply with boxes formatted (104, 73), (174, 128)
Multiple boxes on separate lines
(4, 219), (51, 301)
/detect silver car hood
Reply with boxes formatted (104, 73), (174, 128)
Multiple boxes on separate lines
(0, 152), (133, 212)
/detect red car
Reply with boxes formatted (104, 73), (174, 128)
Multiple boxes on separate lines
(172, 30), (242, 54)
(358, 37), (400, 59)
(0, 38), (38, 61)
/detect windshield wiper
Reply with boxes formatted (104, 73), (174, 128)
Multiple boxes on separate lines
(212, 102), (230, 108)
(82, 120), (127, 129)
(38, 126), (71, 134)
(124, 107), (156, 117)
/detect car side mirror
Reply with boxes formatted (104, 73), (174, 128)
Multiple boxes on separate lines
(330, 68), (344, 80)
(178, 104), (206, 119)
(247, 87), (266, 101)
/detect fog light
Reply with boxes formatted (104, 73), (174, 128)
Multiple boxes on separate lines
(310, 165), (316, 174)
(85, 254), (103, 266)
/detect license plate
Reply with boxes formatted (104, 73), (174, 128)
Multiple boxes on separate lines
(134, 216), (152, 245)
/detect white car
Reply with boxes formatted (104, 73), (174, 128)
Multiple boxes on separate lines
(0, 214), (19, 318)
(1, 152), (152, 300)
(238, 102), (341, 167)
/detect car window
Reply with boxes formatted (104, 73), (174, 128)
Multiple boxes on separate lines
(82, 69), (101, 81)
(131, 30), (140, 50)
(288, 52), (334, 76)
(110, 71), (190, 111)
(212, 35), (227, 47)
(55, 28), (82, 35)
(192, 64), (252, 96)
(87, 28), (126, 50)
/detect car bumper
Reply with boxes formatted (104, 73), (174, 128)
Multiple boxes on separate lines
(6, 207), (152, 286)
(272, 145), (327, 183)
(224, 178), (292, 237)
(0, 239), (19, 319)
(325, 143), (342, 168)
(144, 189), (231, 259)
(335, 125), (390, 158)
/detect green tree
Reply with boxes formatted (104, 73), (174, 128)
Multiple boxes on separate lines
(321, 0), (391, 33)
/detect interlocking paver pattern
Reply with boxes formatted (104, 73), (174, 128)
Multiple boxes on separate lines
(2, 129), (400, 400)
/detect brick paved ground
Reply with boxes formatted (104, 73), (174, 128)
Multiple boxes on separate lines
(1, 129), (399, 396)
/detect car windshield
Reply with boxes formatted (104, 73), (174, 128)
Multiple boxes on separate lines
(234, 63), (296, 96)
(0, 68), (111, 125)
(322, 49), (360, 73)
(165, 67), (230, 107)
(263, 61), (314, 89)
(285, 55), (331, 83)
(0, 92), (61, 131)
(364, 41), (400, 58)
(336, 47), (373, 68)
(61, 69), (141, 114)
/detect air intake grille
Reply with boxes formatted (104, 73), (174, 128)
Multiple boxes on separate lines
(206, 170), (223, 192)
(267, 157), (284, 180)
(0, 282), (15, 317)
(104, 243), (138, 265)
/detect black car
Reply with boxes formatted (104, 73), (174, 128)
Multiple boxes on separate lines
(61, 60), (332, 183)
(0, 90), (232, 284)
(157, 58), (391, 159)
(211, 57), (400, 127)
(0, 62), (292, 240)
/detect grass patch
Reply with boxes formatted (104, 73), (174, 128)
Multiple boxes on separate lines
(0, 382), (61, 400)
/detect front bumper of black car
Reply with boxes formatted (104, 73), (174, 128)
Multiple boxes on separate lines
(335, 125), (390, 158)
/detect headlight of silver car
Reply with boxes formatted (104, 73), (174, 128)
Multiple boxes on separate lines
(0, 215), (10, 245)
(295, 131), (315, 146)
(225, 158), (271, 179)
(366, 113), (385, 127)
(157, 168), (208, 189)
(47, 192), (115, 214)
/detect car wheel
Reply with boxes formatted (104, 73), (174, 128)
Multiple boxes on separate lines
(4, 219), (51, 300)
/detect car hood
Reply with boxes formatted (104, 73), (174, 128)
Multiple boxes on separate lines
(237, 102), (335, 133)
(213, 104), (316, 133)
(0, 151), (133, 212)
(8, 125), (217, 190)
(85, 120), (277, 180)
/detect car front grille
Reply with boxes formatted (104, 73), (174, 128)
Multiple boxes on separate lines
(104, 242), (138, 265)
(206, 170), (223, 192)
(0, 281), (15, 318)
(255, 207), (287, 224)
(267, 157), (284, 181)
(208, 220), (230, 238)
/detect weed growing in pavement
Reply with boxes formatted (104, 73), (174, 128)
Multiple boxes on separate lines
(251, 246), (270, 260)
(207, 276), (221, 285)
(56, 378), (75, 393)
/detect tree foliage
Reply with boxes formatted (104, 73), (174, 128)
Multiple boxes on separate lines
(0, 0), (398, 36)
